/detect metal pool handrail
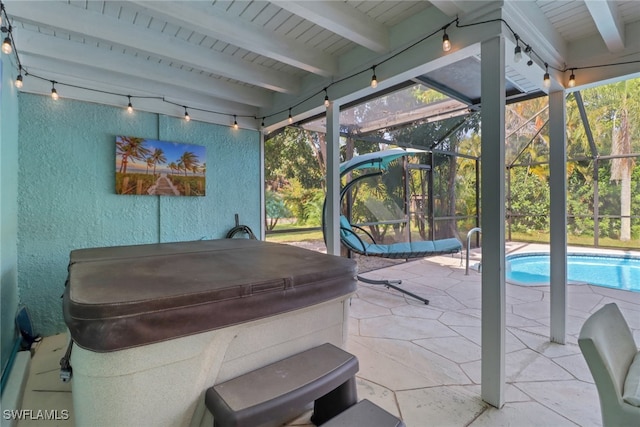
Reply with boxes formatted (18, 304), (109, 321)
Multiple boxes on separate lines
(466, 227), (482, 275)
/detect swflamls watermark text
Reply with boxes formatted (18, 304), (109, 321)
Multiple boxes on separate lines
(3, 409), (70, 421)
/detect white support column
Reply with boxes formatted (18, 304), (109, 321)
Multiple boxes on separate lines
(325, 102), (341, 256)
(480, 35), (506, 409)
(259, 131), (266, 240)
(549, 90), (567, 343)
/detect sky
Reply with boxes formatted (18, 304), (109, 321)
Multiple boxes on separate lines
(115, 136), (207, 174)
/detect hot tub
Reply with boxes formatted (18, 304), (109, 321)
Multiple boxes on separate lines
(63, 239), (356, 427)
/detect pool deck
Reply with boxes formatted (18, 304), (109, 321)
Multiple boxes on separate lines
(13, 243), (640, 426)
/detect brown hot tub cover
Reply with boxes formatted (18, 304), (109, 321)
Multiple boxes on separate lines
(64, 239), (357, 352)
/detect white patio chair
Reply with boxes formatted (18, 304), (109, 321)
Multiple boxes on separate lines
(578, 303), (640, 427)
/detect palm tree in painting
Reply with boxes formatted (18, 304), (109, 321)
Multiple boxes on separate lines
(178, 151), (199, 176)
(168, 162), (178, 176)
(145, 157), (154, 174)
(116, 136), (150, 173)
(201, 162), (207, 176)
(150, 148), (167, 176)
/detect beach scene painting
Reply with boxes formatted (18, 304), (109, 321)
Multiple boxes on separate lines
(115, 136), (206, 196)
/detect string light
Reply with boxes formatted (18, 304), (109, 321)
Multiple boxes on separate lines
(1, 0), (638, 131)
(514, 35), (522, 63)
(1, 36), (10, 54)
(15, 67), (23, 88)
(370, 66), (378, 89)
(233, 115), (238, 130)
(568, 69), (576, 88)
(324, 88), (330, 108)
(50, 81), (59, 100)
(522, 46), (532, 66)
(514, 45), (522, 63)
(442, 29), (451, 52)
(1, 2), (10, 55)
(261, 117), (265, 128)
(1, 6), (11, 55)
(543, 63), (550, 88)
(127, 96), (133, 113)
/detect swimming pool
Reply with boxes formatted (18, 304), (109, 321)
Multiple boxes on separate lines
(506, 253), (640, 292)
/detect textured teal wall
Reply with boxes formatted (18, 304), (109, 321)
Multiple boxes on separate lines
(1, 58), (20, 373)
(18, 94), (261, 336)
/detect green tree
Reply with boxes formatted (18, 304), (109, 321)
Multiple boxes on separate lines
(265, 191), (291, 230)
(610, 83), (637, 241)
(571, 78), (640, 241)
(265, 127), (325, 190)
(509, 166), (550, 232)
(281, 179), (325, 226)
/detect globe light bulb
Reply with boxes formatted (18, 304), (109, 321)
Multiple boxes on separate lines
(514, 45), (522, 63)
(442, 33), (451, 52)
(2, 36), (12, 54)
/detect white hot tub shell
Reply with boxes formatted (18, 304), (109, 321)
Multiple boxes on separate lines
(64, 239), (356, 427)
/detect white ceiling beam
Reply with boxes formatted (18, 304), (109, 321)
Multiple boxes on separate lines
(13, 29), (271, 108)
(128, 1), (337, 77)
(430, 1), (463, 17)
(502, 1), (567, 68)
(6, 0), (299, 94)
(584, 0), (625, 52)
(430, 1), (484, 17)
(20, 54), (258, 118)
(566, 19), (640, 89)
(271, 1), (389, 53)
(264, 13), (501, 130)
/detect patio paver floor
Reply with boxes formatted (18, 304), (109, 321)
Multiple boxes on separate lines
(15, 243), (640, 426)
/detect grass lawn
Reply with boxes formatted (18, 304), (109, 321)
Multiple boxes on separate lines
(510, 231), (640, 250)
(265, 225), (640, 251)
(265, 223), (323, 243)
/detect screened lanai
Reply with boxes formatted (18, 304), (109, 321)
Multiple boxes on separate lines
(506, 87), (640, 249)
(262, 5), (640, 408)
(290, 76), (640, 252)
(4, 0), (640, 418)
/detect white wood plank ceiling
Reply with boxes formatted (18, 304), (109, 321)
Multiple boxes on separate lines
(3, 1), (640, 129)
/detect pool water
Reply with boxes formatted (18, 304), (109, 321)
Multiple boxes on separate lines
(506, 253), (640, 292)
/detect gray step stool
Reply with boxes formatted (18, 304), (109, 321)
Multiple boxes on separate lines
(205, 343), (358, 427)
(320, 399), (404, 426)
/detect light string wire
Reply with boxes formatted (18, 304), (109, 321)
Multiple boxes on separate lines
(456, 17), (640, 74)
(2, 1), (640, 127)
